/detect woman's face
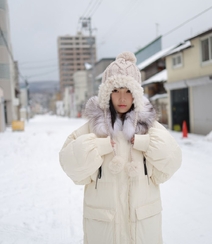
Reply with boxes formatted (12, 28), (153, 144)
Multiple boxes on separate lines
(111, 87), (133, 114)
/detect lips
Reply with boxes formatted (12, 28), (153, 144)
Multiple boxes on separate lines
(118, 105), (127, 107)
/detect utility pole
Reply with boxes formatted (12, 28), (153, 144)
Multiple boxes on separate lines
(79, 17), (95, 97)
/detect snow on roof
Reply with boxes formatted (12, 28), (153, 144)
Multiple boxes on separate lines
(137, 46), (175, 70)
(185, 27), (212, 41)
(150, 93), (168, 101)
(165, 41), (191, 56)
(142, 69), (167, 86)
(95, 72), (103, 80)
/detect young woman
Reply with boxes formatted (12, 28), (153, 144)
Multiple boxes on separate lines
(59, 52), (182, 244)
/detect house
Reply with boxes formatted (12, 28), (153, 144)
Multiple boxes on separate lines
(136, 39), (176, 124)
(164, 27), (212, 135)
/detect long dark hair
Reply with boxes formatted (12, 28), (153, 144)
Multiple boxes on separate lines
(109, 98), (134, 128)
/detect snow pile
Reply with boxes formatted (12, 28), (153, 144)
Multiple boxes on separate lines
(205, 131), (212, 142)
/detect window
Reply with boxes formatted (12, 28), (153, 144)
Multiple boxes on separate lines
(60, 37), (72, 40)
(201, 35), (212, 63)
(61, 48), (73, 50)
(61, 58), (74, 61)
(61, 42), (73, 45)
(172, 53), (183, 68)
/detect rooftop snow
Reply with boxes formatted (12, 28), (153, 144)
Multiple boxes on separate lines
(142, 69), (167, 86)
(137, 46), (176, 70)
(150, 93), (168, 101)
(165, 41), (191, 56)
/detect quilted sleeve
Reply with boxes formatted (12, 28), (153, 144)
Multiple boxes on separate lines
(59, 122), (113, 185)
(133, 121), (182, 184)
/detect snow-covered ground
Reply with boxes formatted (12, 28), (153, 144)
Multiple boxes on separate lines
(0, 115), (211, 244)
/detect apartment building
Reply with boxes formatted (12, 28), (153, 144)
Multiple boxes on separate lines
(57, 32), (96, 92)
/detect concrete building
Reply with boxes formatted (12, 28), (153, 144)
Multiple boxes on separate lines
(73, 70), (87, 117)
(57, 32), (96, 92)
(63, 86), (75, 117)
(164, 27), (212, 135)
(19, 87), (28, 120)
(88, 58), (115, 97)
(0, 0), (19, 126)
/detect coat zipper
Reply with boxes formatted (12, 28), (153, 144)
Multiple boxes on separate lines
(95, 166), (102, 189)
(143, 156), (150, 185)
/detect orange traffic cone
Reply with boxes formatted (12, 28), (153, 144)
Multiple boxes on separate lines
(182, 120), (188, 138)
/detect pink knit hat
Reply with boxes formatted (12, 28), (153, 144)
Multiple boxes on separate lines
(98, 52), (144, 112)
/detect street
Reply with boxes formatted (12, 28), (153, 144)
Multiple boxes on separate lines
(0, 115), (212, 244)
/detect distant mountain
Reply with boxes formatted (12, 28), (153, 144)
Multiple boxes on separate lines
(29, 81), (60, 94)
(20, 81), (60, 94)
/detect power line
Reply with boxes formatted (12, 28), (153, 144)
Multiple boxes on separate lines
(77, 0), (95, 31)
(28, 68), (58, 78)
(0, 24), (59, 81)
(81, 0), (95, 19)
(18, 70), (26, 81)
(90, 0), (104, 17)
(98, 0), (140, 45)
(0, 25), (27, 82)
(20, 58), (57, 66)
(85, 0), (100, 18)
(21, 64), (58, 70)
(77, 0), (103, 32)
(163, 5), (212, 37)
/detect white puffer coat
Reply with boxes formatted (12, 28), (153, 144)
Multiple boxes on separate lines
(59, 97), (182, 244)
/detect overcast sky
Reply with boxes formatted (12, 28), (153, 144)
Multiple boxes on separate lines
(7, 0), (212, 82)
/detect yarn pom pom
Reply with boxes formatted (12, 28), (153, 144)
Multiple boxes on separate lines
(116, 52), (136, 64)
(109, 156), (125, 174)
(125, 161), (140, 177)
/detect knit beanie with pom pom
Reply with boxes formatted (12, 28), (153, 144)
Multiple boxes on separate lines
(98, 51), (144, 113)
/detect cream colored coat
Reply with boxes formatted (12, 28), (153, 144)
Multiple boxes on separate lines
(59, 119), (182, 244)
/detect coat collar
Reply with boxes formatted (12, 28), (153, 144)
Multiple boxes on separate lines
(84, 96), (157, 141)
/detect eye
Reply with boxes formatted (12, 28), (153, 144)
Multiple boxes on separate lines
(126, 90), (131, 93)
(112, 89), (118, 93)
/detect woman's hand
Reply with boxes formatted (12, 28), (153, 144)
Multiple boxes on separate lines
(111, 140), (116, 147)
(130, 136), (135, 145)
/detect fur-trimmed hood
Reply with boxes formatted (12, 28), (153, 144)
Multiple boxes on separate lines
(84, 96), (157, 141)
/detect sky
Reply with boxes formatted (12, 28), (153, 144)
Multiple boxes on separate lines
(7, 0), (212, 82)
(0, 115), (212, 243)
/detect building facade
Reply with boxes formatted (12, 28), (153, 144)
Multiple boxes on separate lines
(0, 0), (19, 127)
(135, 36), (162, 64)
(165, 28), (212, 135)
(136, 43), (176, 125)
(88, 58), (115, 97)
(57, 32), (96, 92)
(73, 70), (87, 117)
